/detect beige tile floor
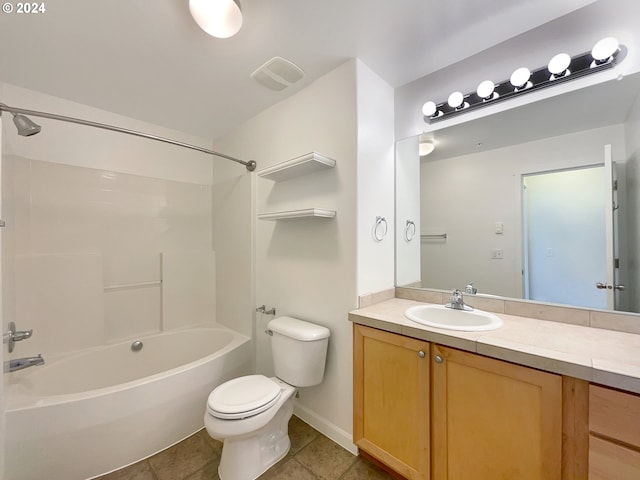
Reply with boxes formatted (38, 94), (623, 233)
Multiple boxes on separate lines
(96, 415), (394, 480)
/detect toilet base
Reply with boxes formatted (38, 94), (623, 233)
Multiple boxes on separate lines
(217, 395), (294, 480)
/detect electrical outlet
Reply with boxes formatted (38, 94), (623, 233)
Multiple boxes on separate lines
(491, 249), (504, 259)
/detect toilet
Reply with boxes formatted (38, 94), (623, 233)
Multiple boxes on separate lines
(204, 316), (330, 480)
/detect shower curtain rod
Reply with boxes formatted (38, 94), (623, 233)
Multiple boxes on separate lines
(0, 103), (257, 171)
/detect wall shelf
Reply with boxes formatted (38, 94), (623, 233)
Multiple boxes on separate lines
(257, 152), (336, 182)
(257, 208), (336, 220)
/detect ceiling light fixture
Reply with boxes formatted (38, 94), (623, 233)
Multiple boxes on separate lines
(422, 36), (624, 124)
(419, 140), (435, 157)
(189, 0), (243, 39)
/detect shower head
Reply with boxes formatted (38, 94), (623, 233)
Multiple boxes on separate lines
(0, 103), (42, 136)
(12, 112), (41, 136)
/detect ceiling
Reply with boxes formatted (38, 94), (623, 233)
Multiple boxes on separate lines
(0, 0), (598, 139)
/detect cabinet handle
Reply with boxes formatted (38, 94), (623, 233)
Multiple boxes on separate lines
(418, 350), (425, 358)
(434, 355), (443, 364)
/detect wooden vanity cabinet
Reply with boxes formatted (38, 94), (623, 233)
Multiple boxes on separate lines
(588, 385), (640, 479)
(431, 344), (563, 480)
(353, 324), (431, 480)
(353, 324), (564, 480)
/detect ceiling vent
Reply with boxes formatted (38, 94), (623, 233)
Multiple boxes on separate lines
(251, 57), (305, 91)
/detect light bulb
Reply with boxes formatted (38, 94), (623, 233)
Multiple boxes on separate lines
(592, 37), (619, 63)
(447, 91), (465, 109)
(419, 141), (435, 157)
(548, 53), (571, 77)
(476, 80), (495, 100)
(422, 101), (437, 117)
(189, 0), (243, 38)
(510, 67), (531, 89)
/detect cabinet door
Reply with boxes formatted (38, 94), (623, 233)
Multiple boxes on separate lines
(432, 345), (562, 480)
(353, 324), (430, 480)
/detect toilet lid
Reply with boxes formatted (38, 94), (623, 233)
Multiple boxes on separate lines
(207, 375), (282, 420)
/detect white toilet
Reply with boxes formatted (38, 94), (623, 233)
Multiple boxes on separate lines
(204, 316), (330, 480)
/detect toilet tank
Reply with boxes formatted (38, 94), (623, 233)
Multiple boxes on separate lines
(267, 316), (330, 387)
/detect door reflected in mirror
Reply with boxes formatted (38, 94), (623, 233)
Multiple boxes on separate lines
(395, 72), (640, 314)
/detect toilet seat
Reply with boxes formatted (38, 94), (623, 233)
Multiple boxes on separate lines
(207, 375), (282, 420)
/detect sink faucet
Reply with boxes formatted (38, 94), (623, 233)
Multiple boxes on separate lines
(465, 282), (477, 294)
(446, 289), (473, 311)
(5, 354), (45, 372)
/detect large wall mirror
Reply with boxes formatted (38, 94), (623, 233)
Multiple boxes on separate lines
(396, 72), (640, 315)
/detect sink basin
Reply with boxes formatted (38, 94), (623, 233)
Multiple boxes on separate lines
(405, 304), (503, 331)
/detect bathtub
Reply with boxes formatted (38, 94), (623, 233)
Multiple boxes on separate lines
(4, 325), (252, 480)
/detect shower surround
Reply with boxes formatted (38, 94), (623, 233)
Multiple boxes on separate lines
(3, 156), (216, 358)
(1, 153), (233, 476)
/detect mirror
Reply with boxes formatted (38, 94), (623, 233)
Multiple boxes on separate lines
(396, 72), (640, 314)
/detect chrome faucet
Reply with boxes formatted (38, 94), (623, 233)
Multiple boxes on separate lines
(446, 289), (473, 311)
(4, 321), (34, 353)
(6, 354), (45, 372)
(465, 282), (477, 294)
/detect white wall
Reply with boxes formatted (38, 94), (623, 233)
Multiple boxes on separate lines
(213, 60), (361, 452)
(625, 86), (640, 311)
(419, 124), (625, 298)
(211, 166), (255, 340)
(356, 60), (395, 296)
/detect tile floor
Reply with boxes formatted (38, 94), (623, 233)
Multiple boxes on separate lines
(96, 415), (395, 480)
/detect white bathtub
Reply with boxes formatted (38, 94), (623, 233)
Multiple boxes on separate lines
(4, 325), (252, 480)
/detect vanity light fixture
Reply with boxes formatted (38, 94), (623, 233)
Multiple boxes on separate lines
(422, 36), (625, 124)
(419, 140), (435, 157)
(189, 0), (243, 39)
(591, 37), (620, 65)
(422, 100), (441, 119)
(548, 53), (571, 79)
(510, 67), (531, 90)
(447, 91), (466, 110)
(476, 80), (496, 101)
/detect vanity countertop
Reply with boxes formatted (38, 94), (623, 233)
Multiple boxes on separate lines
(349, 298), (640, 394)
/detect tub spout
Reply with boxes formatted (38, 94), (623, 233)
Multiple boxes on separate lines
(5, 354), (45, 372)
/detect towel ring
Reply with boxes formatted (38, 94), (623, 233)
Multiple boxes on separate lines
(405, 220), (416, 242)
(373, 216), (388, 242)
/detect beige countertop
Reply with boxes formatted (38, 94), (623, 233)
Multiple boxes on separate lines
(349, 298), (640, 394)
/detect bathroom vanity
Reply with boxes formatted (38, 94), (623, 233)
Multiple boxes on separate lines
(350, 297), (640, 480)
